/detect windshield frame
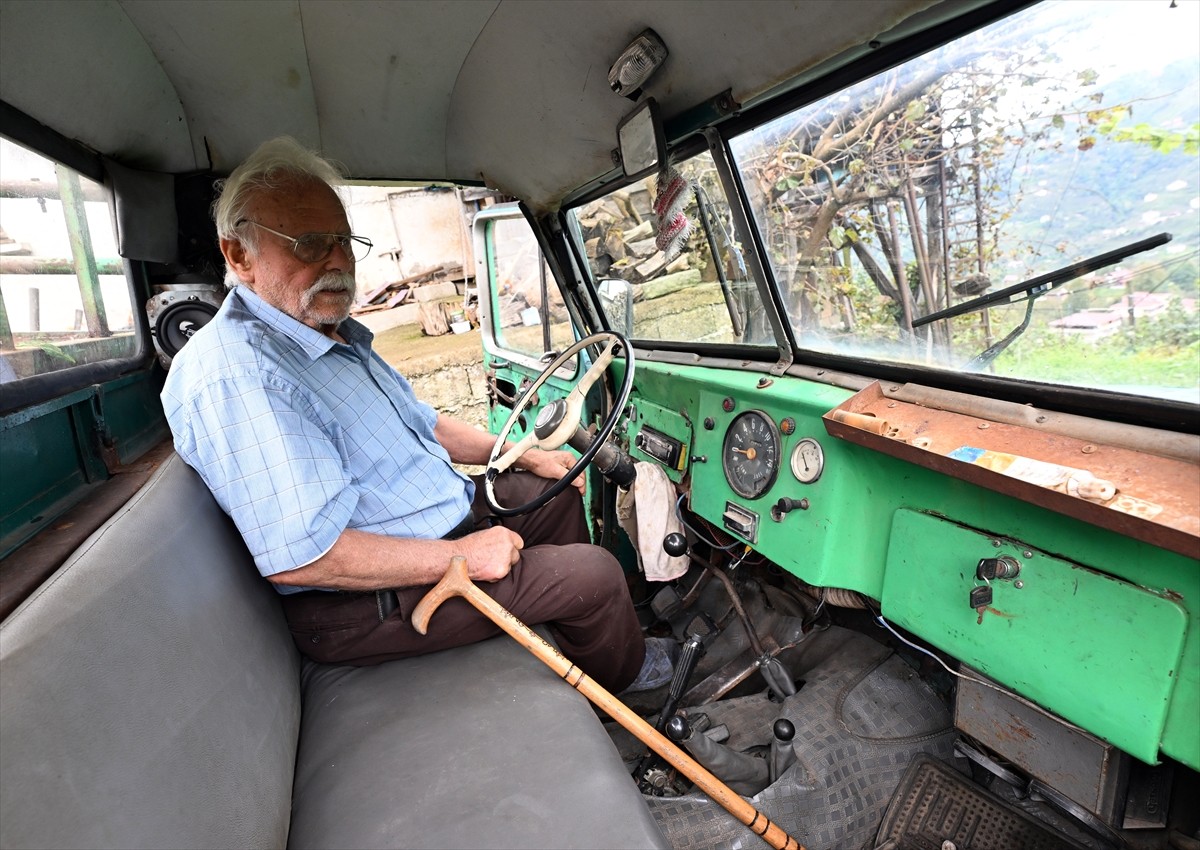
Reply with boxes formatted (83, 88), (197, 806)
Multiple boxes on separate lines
(559, 0), (1198, 434)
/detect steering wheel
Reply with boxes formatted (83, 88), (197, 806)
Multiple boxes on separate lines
(485, 332), (634, 516)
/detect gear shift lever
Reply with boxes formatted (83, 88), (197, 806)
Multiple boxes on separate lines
(663, 532), (688, 558)
(770, 718), (796, 782)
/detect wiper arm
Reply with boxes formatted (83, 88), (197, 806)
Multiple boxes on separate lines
(912, 232), (1172, 328)
(694, 183), (745, 338)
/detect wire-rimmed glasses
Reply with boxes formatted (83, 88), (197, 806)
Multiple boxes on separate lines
(237, 219), (373, 263)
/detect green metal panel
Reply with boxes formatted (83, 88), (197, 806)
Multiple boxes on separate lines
(0, 371), (167, 557)
(628, 359), (1199, 768)
(0, 405), (88, 551)
(881, 508), (1188, 764)
(627, 398), (693, 483)
(97, 372), (169, 465)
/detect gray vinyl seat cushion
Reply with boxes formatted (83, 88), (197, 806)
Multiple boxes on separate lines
(0, 453), (301, 849)
(290, 639), (665, 849)
(0, 454), (668, 850)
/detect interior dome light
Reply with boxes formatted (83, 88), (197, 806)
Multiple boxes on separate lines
(608, 29), (668, 99)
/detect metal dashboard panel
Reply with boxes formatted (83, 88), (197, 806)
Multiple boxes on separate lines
(628, 399), (692, 483)
(881, 508), (1188, 764)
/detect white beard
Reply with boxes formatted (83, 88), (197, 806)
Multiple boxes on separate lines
(300, 271), (357, 325)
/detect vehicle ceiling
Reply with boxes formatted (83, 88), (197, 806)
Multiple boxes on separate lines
(0, 0), (991, 212)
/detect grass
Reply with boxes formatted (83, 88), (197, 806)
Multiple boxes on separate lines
(372, 322), (482, 372)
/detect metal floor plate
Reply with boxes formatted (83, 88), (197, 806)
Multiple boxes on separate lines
(876, 755), (1087, 850)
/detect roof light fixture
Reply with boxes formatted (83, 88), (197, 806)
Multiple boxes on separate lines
(608, 29), (668, 99)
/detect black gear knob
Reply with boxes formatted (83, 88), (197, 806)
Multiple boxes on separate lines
(665, 714), (691, 743)
(772, 718), (795, 742)
(663, 532), (689, 558)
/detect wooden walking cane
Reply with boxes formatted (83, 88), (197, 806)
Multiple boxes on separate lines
(412, 556), (804, 850)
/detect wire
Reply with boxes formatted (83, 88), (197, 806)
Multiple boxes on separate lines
(874, 612), (1013, 698)
(674, 494), (742, 552)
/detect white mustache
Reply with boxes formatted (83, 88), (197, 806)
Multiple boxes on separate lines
(301, 272), (357, 308)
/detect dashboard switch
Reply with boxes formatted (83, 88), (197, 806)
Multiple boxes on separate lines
(722, 502), (759, 543)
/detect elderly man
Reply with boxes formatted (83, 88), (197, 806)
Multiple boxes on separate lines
(162, 137), (674, 694)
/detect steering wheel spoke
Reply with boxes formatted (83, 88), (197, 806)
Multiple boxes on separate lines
(565, 337), (620, 407)
(490, 431), (541, 473)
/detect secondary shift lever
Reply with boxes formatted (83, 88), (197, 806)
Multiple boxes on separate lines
(634, 613), (711, 795)
(665, 713), (770, 797)
(655, 627), (706, 734)
(770, 718), (796, 782)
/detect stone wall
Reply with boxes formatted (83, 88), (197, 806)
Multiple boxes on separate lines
(397, 345), (490, 433)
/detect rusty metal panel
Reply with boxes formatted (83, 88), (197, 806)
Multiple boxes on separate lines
(955, 672), (1129, 824)
(823, 381), (1200, 560)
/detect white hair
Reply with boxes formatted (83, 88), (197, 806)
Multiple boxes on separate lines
(212, 137), (347, 277)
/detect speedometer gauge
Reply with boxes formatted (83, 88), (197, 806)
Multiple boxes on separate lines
(721, 410), (780, 499)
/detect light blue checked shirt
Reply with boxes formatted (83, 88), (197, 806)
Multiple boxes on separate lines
(161, 286), (474, 593)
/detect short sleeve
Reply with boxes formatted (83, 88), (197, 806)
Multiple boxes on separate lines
(173, 370), (358, 578)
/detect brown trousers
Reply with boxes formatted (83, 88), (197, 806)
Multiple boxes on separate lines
(281, 472), (646, 693)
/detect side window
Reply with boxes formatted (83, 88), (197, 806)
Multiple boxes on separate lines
(0, 137), (137, 383)
(487, 216), (576, 365)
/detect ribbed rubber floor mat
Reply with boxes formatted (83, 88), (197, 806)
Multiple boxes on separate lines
(876, 755), (1087, 850)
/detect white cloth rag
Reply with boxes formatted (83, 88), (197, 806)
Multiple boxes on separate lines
(616, 461), (689, 582)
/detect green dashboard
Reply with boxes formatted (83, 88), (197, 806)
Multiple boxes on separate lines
(620, 359), (1199, 772)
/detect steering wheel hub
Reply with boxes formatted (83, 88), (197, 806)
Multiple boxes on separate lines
(534, 400), (568, 439)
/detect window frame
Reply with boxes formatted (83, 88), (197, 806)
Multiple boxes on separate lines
(558, 5), (1199, 434)
(0, 102), (152, 415)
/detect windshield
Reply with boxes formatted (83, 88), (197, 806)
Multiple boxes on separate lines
(729, 0), (1199, 403)
(570, 149), (774, 346)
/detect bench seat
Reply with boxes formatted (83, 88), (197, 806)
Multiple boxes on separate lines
(0, 454), (667, 850)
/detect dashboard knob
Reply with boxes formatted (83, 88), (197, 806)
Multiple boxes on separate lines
(662, 532), (689, 558)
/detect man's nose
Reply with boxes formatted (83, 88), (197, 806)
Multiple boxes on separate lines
(325, 240), (355, 271)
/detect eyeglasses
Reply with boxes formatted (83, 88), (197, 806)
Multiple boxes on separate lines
(237, 219), (373, 263)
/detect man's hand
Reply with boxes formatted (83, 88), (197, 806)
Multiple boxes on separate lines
(517, 448), (586, 495)
(457, 526), (524, 582)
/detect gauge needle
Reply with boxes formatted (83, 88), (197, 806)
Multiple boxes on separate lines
(732, 447), (757, 460)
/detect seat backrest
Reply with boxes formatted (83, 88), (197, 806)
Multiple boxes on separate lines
(1, 454), (302, 849)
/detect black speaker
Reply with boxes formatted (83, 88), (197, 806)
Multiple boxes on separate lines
(146, 285), (225, 367)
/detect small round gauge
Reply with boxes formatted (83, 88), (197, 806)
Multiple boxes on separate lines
(722, 410), (780, 499)
(790, 437), (825, 484)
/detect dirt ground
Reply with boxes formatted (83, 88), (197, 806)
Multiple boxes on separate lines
(371, 322), (483, 371)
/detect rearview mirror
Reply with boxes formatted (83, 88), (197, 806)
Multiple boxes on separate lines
(617, 98), (665, 181)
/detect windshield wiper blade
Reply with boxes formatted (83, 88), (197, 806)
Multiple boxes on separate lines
(694, 183), (745, 338)
(912, 232), (1172, 328)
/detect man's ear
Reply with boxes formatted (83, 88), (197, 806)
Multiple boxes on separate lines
(220, 237), (255, 285)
